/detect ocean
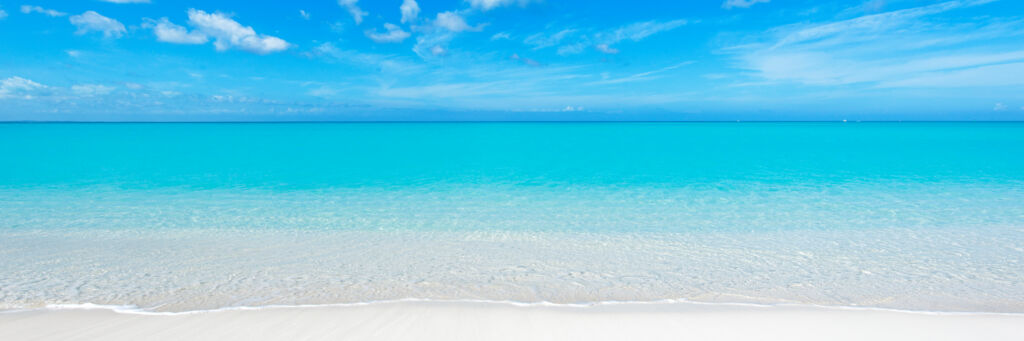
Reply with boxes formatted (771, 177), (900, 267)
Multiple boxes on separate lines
(1, 122), (1022, 312)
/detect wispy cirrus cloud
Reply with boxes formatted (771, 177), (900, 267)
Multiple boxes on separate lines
(723, 0), (770, 10)
(304, 39), (625, 111)
(593, 19), (688, 52)
(587, 61), (694, 85)
(413, 32), (455, 59)
(880, 61), (1024, 88)
(409, 11), (485, 60)
(510, 53), (541, 67)
(524, 29), (576, 50)
(727, 0), (1023, 88)
(466, 0), (534, 11)
(771, 0), (997, 47)
(309, 42), (425, 74)
(528, 19), (687, 55)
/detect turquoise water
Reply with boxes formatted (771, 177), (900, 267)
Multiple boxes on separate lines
(3, 122), (1024, 189)
(1, 123), (1023, 312)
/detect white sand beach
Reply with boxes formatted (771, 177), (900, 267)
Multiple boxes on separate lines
(2, 301), (1022, 341)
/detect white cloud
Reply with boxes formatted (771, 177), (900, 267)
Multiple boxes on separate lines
(186, 9), (290, 54)
(434, 11), (482, 32)
(491, 32), (510, 40)
(510, 53), (541, 66)
(21, 5), (67, 17)
(355, 59), (668, 110)
(524, 29), (576, 49)
(142, 10), (289, 54)
(69, 11), (126, 38)
(299, 10), (311, 20)
(99, 0), (151, 3)
(407, 12), (483, 60)
(722, 0), (770, 10)
(728, 0), (1021, 87)
(467, 0), (533, 11)
(370, 64), (598, 104)
(556, 43), (585, 55)
(596, 19), (688, 46)
(531, 19), (686, 55)
(993, 103), (1007, 111)
(330, 21), (345, 34)
(748, 50), (1024, 87)
(407, 11), (484, 60)
(311, 42), (424, 74)
(66, 50), (82, 57)
(594, 44), (618, 54)
(586, 61), (694, 85)
(0, 76), (49, 99)
(308, 86), (340, 98)
(365, 23), (410, 43)
(413, 31), (455, 59)
(431, 45), (447, 56)
(143, 18), (209, 44)
(338, 0), (367, 25)
(771, 0), (995, 47)
(72, 84), (116, 96)
(0, 10), (7, 20)
(878, 60), (1024, 88)
(400, 0), (419, 23)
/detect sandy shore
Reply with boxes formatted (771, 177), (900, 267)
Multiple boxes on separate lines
(1, 301), (1022, 341)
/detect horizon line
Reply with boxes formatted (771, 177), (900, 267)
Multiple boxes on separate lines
(3, 120), (1024, 124)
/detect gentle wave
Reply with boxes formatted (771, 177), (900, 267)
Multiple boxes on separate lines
(9, 299), (1022, 317)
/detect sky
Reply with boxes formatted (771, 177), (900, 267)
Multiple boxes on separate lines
(1, 0), (1023, 121)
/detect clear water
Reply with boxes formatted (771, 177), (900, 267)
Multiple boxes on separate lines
(1, 122), (1022, 312)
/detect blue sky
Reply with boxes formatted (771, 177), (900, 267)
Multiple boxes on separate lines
(1, 0), (1023, 121)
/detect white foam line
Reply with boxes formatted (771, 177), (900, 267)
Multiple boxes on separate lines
(6, 298), (1020, 317)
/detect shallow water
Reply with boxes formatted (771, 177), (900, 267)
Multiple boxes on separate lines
(1, 122), (1022, 312)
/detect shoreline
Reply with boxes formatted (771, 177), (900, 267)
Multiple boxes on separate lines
(6, 298), (1024, 316)
(5, 226), (1022, 314)
(3, 300), (1022, 341)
